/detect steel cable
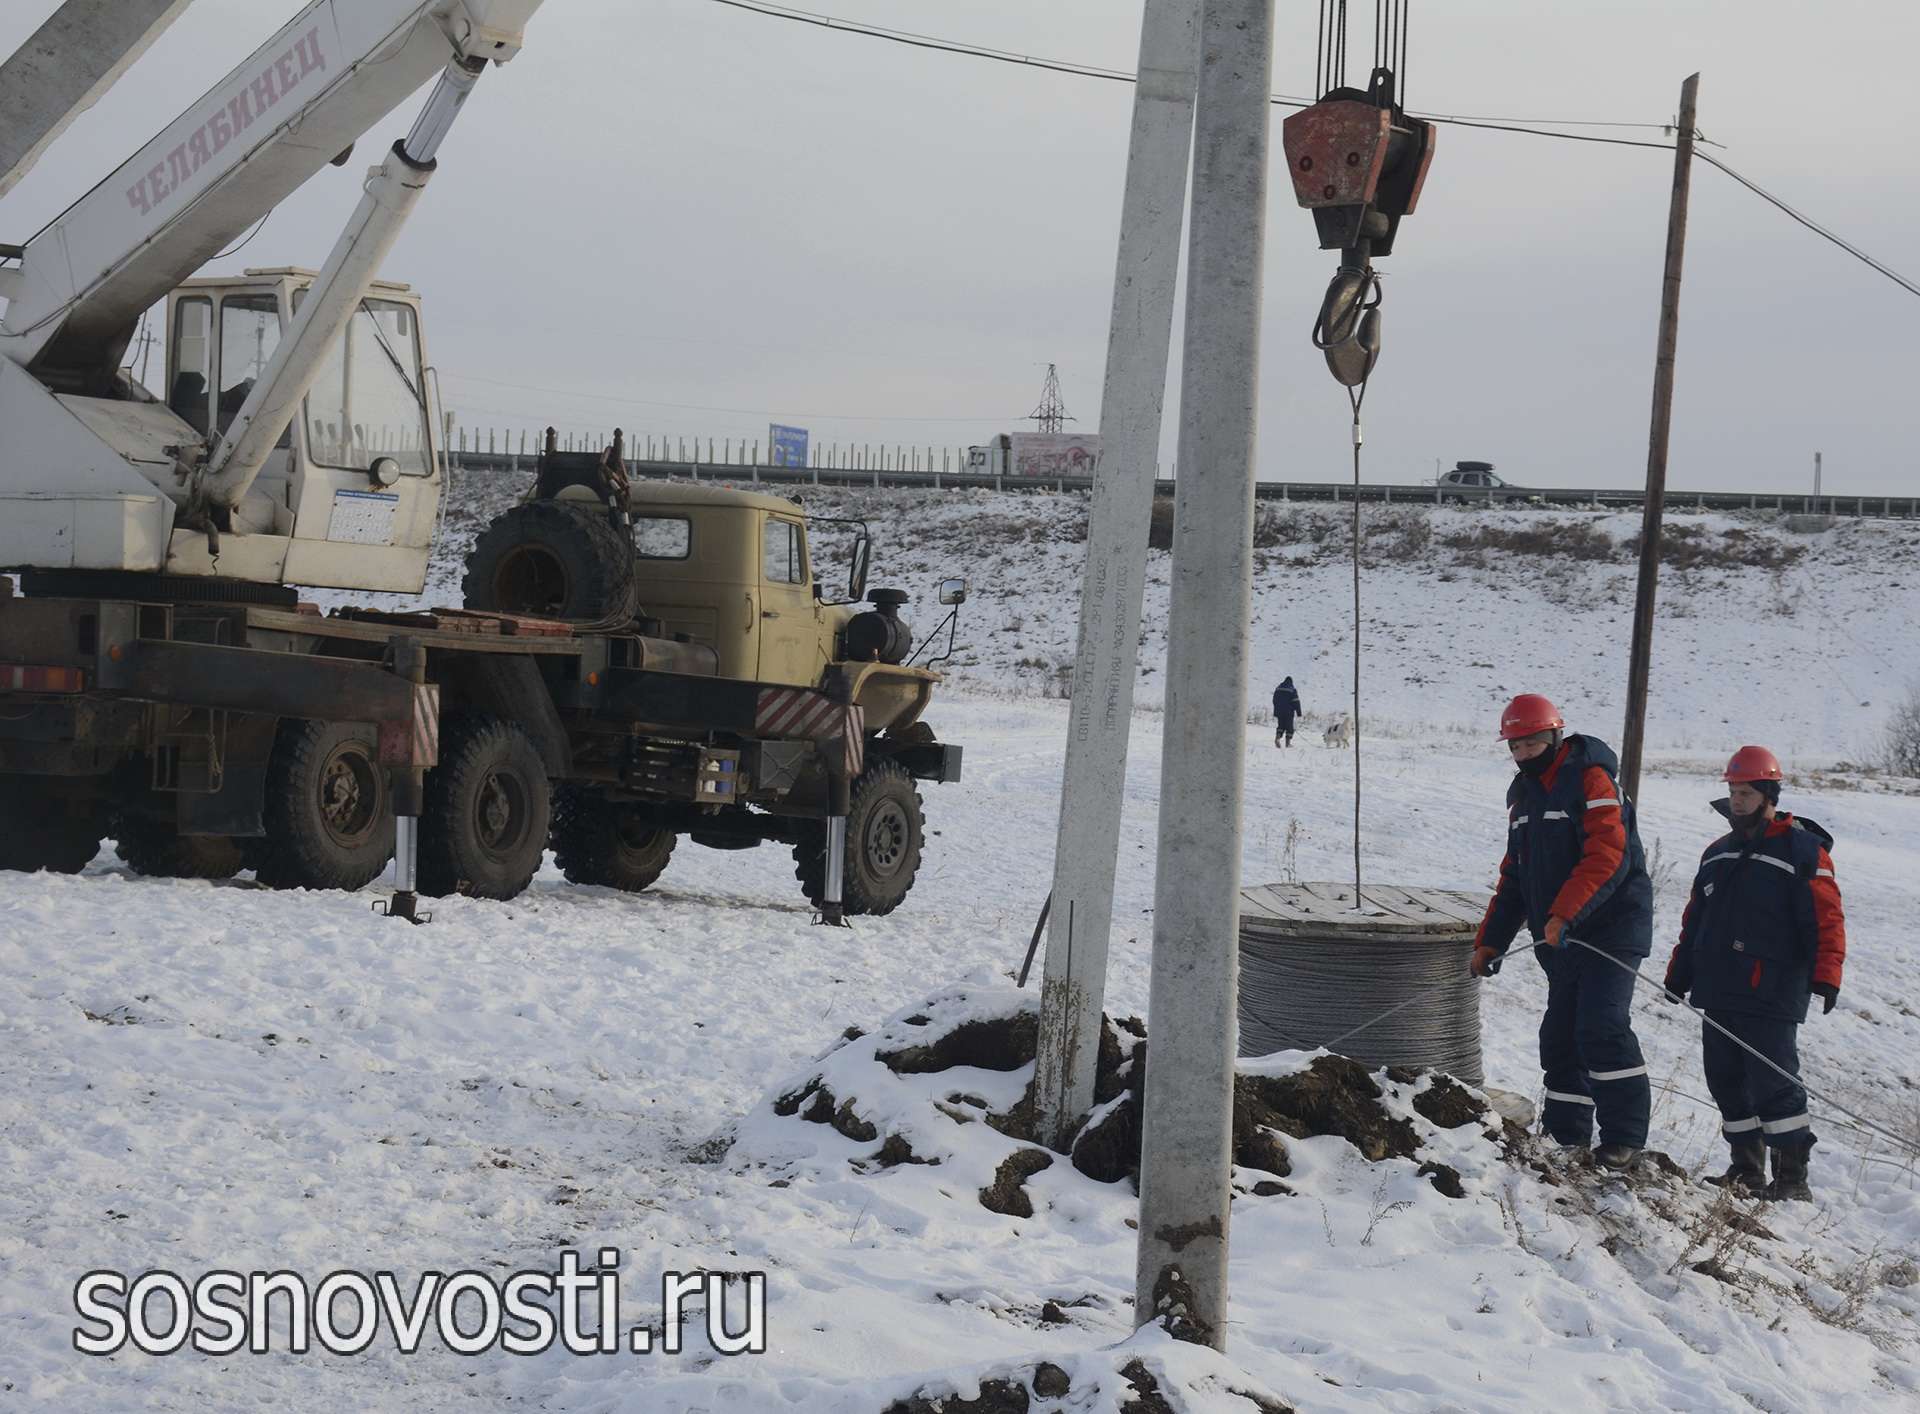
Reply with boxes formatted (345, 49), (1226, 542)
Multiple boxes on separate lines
(1239, 916), (1486, 1086)
(1244, 928), (1920, 1161)
(1567, 937), (1920, 1159)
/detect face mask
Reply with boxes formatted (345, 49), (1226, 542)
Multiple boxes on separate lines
(1517, 749), (1554, 778)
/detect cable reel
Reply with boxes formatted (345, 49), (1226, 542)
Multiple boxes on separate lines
(1283, 5), (1436, 386)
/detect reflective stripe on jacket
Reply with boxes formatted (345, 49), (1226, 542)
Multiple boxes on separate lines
(1476, 734), (1654, 959)
(1665, 813), (1846, 1023)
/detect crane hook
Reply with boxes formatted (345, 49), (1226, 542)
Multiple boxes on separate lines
(1312, 263), (1382, 388)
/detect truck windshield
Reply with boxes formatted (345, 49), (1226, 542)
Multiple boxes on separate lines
(300, 295), (430, 477)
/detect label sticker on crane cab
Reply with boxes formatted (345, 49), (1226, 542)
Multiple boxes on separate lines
(327, 489), (399, 545)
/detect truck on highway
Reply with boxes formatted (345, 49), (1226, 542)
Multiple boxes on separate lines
(964, 432), (1103, 480)
(0, 1), (964, 922)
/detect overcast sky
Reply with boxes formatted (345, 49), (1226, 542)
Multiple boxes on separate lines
(4, 0), (1915, 494)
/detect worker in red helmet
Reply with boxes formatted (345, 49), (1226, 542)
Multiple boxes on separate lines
(1471, 693), (1655, 1170)
(1663, 747), (1846, 1201)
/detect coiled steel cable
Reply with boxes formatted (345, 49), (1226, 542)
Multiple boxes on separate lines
(1239, 920), (1486, 1086)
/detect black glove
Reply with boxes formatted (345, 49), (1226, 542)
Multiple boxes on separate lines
(1812, 983), (1838, 1015)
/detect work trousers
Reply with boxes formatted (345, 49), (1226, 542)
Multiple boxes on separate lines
(1537, 941), (1651, 1148)
(1702, 1010), (1814, 1151)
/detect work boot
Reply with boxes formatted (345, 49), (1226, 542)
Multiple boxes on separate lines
(1766, 1145), (1812, 1202)
(1593, 1143), (1642, 1172)
(1705, 1137), (1767, 1194)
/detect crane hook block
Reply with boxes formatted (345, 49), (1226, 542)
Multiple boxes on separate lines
(1281, 83), (1436, 259)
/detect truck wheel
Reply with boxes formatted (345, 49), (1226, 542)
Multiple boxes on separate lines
(792, 759), (924, 917)
(259, 720), (394, 892)
(550, 786), (677, 892)
(115, 816), (244, 880)
(461, 502), (635, 621)
(417, 716), (551, 900)
(0, 775), (104, 875)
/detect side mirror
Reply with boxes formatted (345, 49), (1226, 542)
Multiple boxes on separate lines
(937, 577), (968, 607)
(848, 533), (871, 603)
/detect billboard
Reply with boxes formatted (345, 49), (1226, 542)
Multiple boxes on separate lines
(768, 423), (809, 468)
(1011, 433), (1102, 478)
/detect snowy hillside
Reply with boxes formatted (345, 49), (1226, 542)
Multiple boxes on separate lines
(3, 480), (1918, 1410)
(422, 472), (1920, 761)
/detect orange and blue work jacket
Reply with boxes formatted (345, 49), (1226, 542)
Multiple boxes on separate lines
(1664, 812), (1846, 1023)
(1476, 734), (1654, 960)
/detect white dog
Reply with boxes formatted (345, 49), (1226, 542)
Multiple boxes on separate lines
(1323, 714), (1353, 748)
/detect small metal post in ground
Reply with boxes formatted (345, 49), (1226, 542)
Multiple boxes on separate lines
(818, 766), (850, 928)
(383, 635), (431, 925)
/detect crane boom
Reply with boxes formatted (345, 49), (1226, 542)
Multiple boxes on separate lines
(0, 0), (198, 202)
(1, 0), (534, 386)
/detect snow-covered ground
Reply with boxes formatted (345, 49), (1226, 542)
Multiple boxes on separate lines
(3, 489), (1918, 1410)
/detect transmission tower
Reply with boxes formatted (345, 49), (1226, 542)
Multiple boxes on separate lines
(1025, 363), (1075, 434)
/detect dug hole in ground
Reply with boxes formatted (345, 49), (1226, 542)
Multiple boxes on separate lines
(2, 492), (1917, 1411)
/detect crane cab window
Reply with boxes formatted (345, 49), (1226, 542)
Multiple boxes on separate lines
(300, 294), (431, 477)
(217, 294), (287, 443)
(168, 297), (212, 434)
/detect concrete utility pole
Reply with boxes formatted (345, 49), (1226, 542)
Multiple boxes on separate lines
(1620, 72), (1700, 804)
(1033, 0), (1200, 1151)
(1813, 450), (1823, 508)
(0, 0), (196, 200)
(1133, 0), (1274, 1351)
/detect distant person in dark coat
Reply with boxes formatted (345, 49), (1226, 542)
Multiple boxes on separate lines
(1272, 677), (1301, 748)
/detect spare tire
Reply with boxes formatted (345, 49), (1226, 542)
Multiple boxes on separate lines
(462, 501), (635, 621)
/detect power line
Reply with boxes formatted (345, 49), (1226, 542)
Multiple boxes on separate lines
(1695, 150), (1920, 300)
(701, 0), (1918, 300)
(704, 0), (1149, 86)
(705, 0), (1682, 136)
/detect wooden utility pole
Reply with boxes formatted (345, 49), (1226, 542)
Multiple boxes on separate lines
(1620, 73), (1699, 803)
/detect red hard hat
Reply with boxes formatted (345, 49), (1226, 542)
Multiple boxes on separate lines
(1498, 693), (1564, 741)
(1723, 745), (1783, 783)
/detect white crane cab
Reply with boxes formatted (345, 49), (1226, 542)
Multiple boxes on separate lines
(160, 268), (441, 591)
(0, 0), (545, 595)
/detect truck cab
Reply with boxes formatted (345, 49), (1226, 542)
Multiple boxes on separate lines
(625, 482), (838, 686)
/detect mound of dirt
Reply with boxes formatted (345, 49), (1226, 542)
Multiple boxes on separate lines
(774, 1078), (879, 1143)
(1074, 1052), (1478, 1200)
(1411, 1074), (1487, 1129)
(980, 1148), (1054, 1218)
(882, 1377), (1033, 1414)
(757, 995), (1488, 1215)
(1242, 1055), (1419, 1160)
(879, 1013), (1038, 1074)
